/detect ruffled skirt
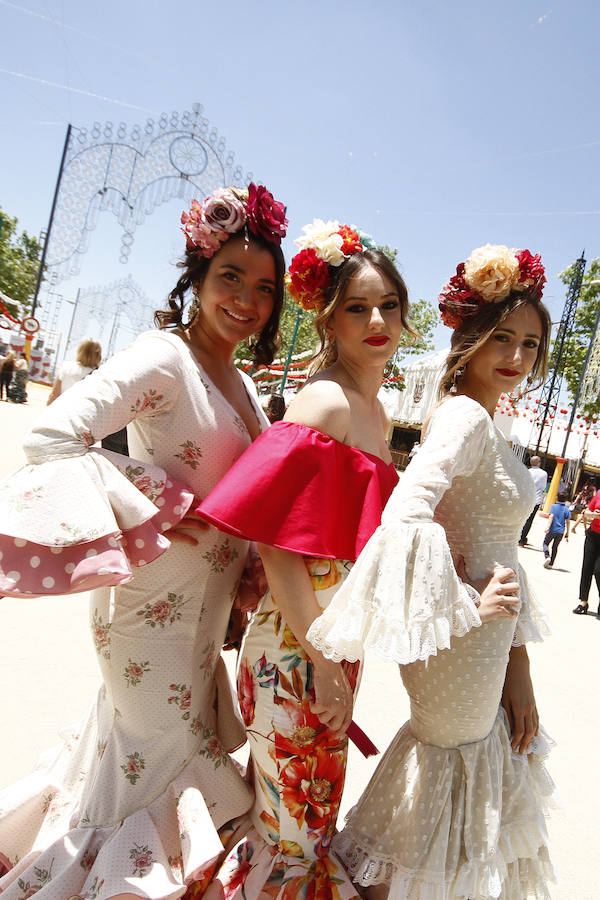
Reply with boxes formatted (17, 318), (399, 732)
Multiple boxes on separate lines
(333, 708), (555, 900)
(0, 719), (249, 899)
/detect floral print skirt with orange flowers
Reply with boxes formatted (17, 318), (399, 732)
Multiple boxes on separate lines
(212, 556), (363, 900)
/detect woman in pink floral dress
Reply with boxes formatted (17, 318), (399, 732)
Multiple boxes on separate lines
(199, 220), (414, 899)
(0, 185), (287, 900)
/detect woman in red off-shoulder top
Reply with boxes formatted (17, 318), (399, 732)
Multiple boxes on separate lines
(198, 223), (415, 899)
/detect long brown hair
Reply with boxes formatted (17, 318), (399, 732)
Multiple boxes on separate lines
(155, 232), (286, 367)
(310, 249), (416, 372)
(438, 291), (551, 399)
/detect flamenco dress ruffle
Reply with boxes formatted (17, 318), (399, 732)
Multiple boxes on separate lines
(335, 709), (555, 900)
(0, 446), (194, 597)
(0, 447), (252, 899)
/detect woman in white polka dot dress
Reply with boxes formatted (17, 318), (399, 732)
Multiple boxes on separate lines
(0, 185), (288, 899)
(308, 245), (556, 899)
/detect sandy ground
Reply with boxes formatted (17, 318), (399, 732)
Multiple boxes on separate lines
(0, 382), (596, 898)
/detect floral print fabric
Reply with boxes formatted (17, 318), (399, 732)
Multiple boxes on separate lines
(214, 557), (361, 899)
(0, 330), (267, 899)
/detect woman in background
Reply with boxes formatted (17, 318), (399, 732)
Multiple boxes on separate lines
(46, 337), (102, 404)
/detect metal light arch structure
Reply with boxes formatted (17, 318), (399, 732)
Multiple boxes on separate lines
(64, 275), (155, 361)
(37, 103), (252, 295)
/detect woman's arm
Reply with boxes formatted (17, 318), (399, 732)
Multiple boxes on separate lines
(501, 644), (539, 754)
(46, 377), (62, 405)
(25, 333), (182, 463)
(258, 543), (353, 734)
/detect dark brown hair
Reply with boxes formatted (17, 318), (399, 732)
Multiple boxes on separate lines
(155, 231), (285, 367)
(438, 291), (552, 398)
(310, 249), (416, 372)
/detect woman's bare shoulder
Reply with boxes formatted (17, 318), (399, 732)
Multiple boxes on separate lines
(284, 377), (350, 443)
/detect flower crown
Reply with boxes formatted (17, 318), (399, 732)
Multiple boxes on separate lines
(286, 219), (377, 311)
(181, 183), (288, 258)
(438, 244), (546, 330)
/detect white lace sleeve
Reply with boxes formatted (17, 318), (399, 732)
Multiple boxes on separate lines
(307, 396), (490, 664)
(512, 564), (551, 646)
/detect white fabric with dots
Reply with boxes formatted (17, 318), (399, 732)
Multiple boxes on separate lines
(0, 330), (267, 899)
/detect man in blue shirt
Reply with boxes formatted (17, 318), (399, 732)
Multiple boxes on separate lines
(543, 491), (571, 569)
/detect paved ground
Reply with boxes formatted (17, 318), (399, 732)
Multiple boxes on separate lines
(0, 384), (596, 898)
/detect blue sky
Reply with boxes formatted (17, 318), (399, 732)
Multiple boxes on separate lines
(1, 0), (599, 355)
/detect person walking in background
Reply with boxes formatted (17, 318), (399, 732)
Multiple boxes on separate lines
(573, 483), (600, 615)
(519, 454), (548, 546)
(46, 337), (102, 404)
(571, 480), (596, 533)
(8, 351), (29, 403)
(0, 350), (15, 400)
(543, 490), (571, 569)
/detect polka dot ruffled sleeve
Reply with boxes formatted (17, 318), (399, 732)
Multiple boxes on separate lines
(0, 332), (195, 598)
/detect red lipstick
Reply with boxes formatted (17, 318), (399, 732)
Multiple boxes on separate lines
(496, 368), (520, 377)
(364, 336), (389, 346)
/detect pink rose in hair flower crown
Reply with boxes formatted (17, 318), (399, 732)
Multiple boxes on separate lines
(203, 188), (247, 234)
(438, 243), (546, 329)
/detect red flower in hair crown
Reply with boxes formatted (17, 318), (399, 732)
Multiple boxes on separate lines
(286, 219), (377, 311)
(438, 244), (546, 329)
(181, 183), (288, 258)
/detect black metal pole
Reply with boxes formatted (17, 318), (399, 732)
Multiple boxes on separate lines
(31, 123), (72, 318)
(561, 294), (600, 458)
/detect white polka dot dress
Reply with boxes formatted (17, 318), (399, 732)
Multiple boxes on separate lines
(308, 395), (554, 899)
(0, 331), (266, 899)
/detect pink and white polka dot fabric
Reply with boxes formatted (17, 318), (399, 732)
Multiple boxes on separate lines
(0, 448), (194, 597)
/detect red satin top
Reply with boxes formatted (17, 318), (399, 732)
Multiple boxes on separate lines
(199, 420), (398, 562)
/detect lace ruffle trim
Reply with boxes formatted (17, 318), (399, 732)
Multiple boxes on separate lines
(512, 563), (551, 646)
(307, 521), (481, 664)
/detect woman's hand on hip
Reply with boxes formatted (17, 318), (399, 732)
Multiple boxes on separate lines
(310, 658), (353, 735)
(168, 500), (210, 546)
(455, 557), (520, 624)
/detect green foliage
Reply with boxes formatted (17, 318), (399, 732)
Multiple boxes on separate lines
(556, 258), (600, 415)
(0, 207), (42, 317)
(398, 297), (437, 357)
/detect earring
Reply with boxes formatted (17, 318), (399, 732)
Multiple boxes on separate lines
(450, 366), (464, 394)
(526, 374), (534, 387)
(188, 291), (201, 323)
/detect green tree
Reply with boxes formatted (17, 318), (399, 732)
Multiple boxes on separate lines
(398, 297), (438, 358)
(556, 258), (600, 415)
(0, 208), (42, 317)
